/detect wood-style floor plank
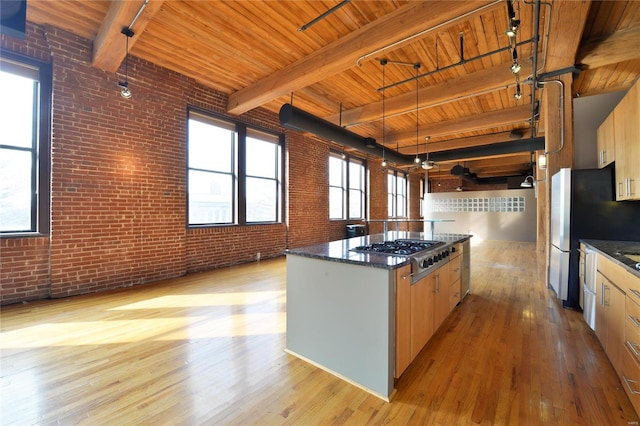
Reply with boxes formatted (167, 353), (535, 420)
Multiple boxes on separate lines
(1, 240), (638, 424)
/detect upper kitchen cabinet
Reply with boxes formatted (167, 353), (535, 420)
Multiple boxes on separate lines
(614, 79), (640, 201)
(596, 110), (615, 168)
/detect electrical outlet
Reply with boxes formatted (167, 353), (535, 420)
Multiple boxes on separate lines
(256, 252), (261, 261)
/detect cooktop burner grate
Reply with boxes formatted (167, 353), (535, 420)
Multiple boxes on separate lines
(350, 239), (443, 256)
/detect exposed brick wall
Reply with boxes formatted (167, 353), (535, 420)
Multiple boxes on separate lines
(1, 22), (428, 305)
(0, 237), (50, 302)
(0, 24), (290, 304)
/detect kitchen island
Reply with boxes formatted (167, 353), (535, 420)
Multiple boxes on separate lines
(285, 231), (471, 401)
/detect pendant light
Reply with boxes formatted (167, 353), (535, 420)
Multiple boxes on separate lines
(380, 59), (387, 168)
(118, 27), (134, 99)
(413, 62), (421, 165)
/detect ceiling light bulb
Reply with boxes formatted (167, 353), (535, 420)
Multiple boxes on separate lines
(511, 62), (521, 74)
(121, 87), (132, 99)
(514, 91), (522, 101)
(414, 156), (421, 164)
(506, 28), (517, 38)
(381, 160), (387, 168)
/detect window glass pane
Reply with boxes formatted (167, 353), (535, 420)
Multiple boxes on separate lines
(188, 170), (233, 224)
(246, 177), (276, 222)
(329, 156), (344, 186)
(246, 137), (277, 178)
(349, 162), (362, 189)
(0, 71), (34, 149)
(329, 187), (344, 219)
(0, 149), (32, 231)
(188, 119), (234, 172)
(349, 188), (362, 218)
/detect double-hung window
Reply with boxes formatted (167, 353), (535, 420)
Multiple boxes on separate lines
(329, 152), (366, 220)
(0, 52), (51, 234)
(245, 129), (281, 223)
(187, 109), (282, 226)
(388, 170), (407, 218)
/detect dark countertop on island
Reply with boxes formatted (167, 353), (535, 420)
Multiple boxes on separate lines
(581, 239), (640, 279)
(285, 232), (472, 270)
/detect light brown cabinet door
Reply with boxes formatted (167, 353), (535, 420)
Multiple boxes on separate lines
(608, 283), (626, 376)
(410, 274), (434, 360)
(614, 80), (640, 200)
(433, 263), (451, 332)
(395, 265), (412, 378)
(596, 112), (615, 168)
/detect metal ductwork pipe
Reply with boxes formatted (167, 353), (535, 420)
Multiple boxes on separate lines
(428, 137), (545, 162)
(279, 103), (415, 166)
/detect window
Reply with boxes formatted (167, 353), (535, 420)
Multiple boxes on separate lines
(187, 109), (282, 226)
(388, 170), (407, 218)
(0, 52), (51, 234)
(348, 158), (365, 219)
(329, 153), (366, 220)
(329, 154), (346, 219)
(245, 129), (281, 222)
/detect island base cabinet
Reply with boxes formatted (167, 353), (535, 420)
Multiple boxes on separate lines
(410, 274), (435, 361)
(395, 265), (412, 378)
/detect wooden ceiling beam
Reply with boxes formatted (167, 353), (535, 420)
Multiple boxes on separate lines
(577, 26), (640, 69)
(326, 61), (531, 127)
(543, 0), (591, 71)
(387, 104), (532, 144)
(226, 0), (498, 114)
(92, 0), (165, 73)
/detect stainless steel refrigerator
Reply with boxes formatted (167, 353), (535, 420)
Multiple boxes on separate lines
(549, 167), (640, 309)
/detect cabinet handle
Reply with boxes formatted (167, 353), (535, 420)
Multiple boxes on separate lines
(630, 289), (640, 300)
(629, 178), (635, 196)
(436, 274), (440, 293)
(628, 341), (640, 357)
(624, 376), (640, 395)
(629, 315), (640, 328)
(619, 181), (624, 197)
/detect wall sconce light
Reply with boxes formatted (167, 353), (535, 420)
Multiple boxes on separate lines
(538, 153), (547, 170)
(520, 175), (535, 188)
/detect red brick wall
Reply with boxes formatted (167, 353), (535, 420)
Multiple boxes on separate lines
(1, 22), (428, 305)
(0, 24), (289, 304)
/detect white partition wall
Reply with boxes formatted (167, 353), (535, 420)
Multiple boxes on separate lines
(424, 188), (536, 242)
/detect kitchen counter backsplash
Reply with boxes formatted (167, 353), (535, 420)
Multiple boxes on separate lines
(581, 239), (640, 278)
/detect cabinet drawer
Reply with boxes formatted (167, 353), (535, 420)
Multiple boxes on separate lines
(449, 278), (461, 310)
(628, 296), (640, 364)
(449, 256), (462, 281)
(450, 243), (462, 260)
(599, 253), (640, 297)
(622, 344), (640, 416)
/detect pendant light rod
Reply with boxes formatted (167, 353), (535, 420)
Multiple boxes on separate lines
(378, 37), (535, 92)
(298, 0), (351, 32)
(127, 0), (150, 30)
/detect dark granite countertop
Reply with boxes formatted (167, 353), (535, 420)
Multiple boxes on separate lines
(285, 232), (472, 270)
(581, 239), (640, 279)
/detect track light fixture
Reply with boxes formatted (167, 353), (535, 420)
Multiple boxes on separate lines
(505, 0), (520, 39)
(118, 27), (134, 99)
(514, 82), (522, 100)
(380, 59), (387, 168)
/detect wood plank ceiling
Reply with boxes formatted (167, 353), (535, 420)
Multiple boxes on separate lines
(25, 0), (640, 179)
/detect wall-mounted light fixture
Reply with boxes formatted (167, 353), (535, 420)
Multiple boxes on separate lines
(538, 153), (547, 170)
(520, 175), (535, 188)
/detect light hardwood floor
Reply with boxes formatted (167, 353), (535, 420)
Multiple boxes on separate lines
(1, 240), (637, 425)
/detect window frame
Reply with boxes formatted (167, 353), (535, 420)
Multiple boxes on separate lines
(186, 107), (284, 228)
(0, 50), (52, 236)
(328, 151), (367, 221)
(387, 169), (408, 219)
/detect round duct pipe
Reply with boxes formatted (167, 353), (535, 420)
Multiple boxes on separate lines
(279, 103), (415, 166)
